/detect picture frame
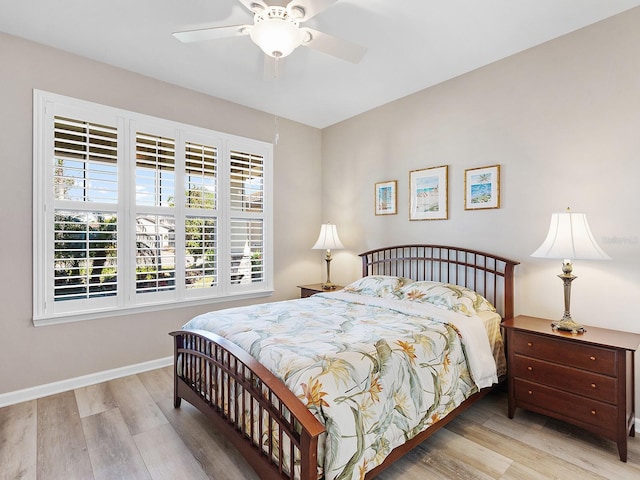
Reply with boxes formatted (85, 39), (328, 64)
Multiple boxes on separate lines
(409, 165), (448, 221)
(464, 164), (500, 210)
(374, 180), (397, 215)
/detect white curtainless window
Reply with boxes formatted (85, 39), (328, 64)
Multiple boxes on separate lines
(33, 90), (273, 326)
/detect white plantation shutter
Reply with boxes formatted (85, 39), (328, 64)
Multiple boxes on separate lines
(229, 150), (265, 285)
(229, 219), (264, 284)
(185, 142), (217, 208)
(54, 211), (118, 300)
(134, 131), (177, 298)
(185, 217), (217, 289)
(230, 150), (264, 213)
(184, 141), (218, 290)
(53, 117), (118, 203)
(52, 116), (119, 304)
(34, 91), (272, 325)
(135, 214), (176, 294)
(135, 132), (176, 207)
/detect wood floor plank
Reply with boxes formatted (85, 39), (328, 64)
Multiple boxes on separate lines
(136, 366), (173, 404)
(75, 382), (117, 418)
(379, 437), (496, 480)
(454, 390), (508, 425)
(532, 419), (640, 479)
(82, 408), (151, 480)
(36, 391), (94, 480)
(417, 427), (513, 477)
(155, 397), (259, 480)
(0, 400), (37, 480)
(482, 406), (640, 479)
(447, 414), (610, 480)
(500, 461), (565, 480)
(134, 422), (209, 480)
(107, 375), (168, 436)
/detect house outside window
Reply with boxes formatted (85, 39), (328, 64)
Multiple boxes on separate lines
(33, 90), (273, 326)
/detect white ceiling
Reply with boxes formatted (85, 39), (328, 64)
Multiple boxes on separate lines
(2, 0), (640, 128)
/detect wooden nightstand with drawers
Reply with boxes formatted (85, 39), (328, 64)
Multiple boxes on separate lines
(297, 283), (344, 298)
(502, 315), (640, 462)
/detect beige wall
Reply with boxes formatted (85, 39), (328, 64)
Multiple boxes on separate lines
(0, 33), (323, 395)
(322, 9), (640, 407)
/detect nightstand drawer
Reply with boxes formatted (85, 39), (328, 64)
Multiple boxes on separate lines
(512, 355), (617, 403)
(512, 332), (617, 375)
(300, 287), (320, 298)
(514, 379), (617, 432)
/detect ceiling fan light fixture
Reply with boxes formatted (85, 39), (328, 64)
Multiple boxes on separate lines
(249, 7), (302, 58)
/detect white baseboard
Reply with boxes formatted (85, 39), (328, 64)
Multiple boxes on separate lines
(0, 356), (173, 408)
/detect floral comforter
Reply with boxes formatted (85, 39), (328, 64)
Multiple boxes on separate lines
(183, 290), (501, 480)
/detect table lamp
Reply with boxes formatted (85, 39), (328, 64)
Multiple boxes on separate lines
(531, 208), (610, 333)
(312, 223), (344, 290)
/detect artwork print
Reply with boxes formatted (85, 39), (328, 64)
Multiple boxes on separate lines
(465, 165), (500, 210)
(409, 166), (448, 221)
(375, 180), (397, 215)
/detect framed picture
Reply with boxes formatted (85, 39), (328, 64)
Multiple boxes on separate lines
(464, 164), (500, 210)
(409, 165), (448, 221)
(374, 180), (397, 215)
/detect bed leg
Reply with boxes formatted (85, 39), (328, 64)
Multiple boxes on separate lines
(173, 332), (182, 409)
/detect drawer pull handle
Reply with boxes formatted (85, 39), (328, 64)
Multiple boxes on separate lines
(591, 383), (597, 389)
(591, 410), (597, 416)
(590, 356), (596, 361)
(528, 390), (533, 395)
(527, 342), (533, 347)
(527, 366), (533, 371)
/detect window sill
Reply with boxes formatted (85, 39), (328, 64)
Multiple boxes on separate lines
(33, 290), (274, 327)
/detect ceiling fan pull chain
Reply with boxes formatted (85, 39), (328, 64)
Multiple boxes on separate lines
(274, 56), (280, 145)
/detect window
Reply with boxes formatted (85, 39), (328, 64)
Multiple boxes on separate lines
(33, 90), (273, 325)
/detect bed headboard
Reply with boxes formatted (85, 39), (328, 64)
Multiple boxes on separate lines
(359, 245), (519, 320)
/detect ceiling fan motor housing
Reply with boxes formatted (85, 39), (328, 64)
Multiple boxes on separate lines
(249, 6), (304, 58)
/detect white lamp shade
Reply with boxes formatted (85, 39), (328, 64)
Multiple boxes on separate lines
(531, 211), (610, 260)
(312, 223), (344, 250)
(249, 17), (302, 58)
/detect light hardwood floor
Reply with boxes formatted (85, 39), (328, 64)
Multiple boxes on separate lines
(1, 366), (639, 480)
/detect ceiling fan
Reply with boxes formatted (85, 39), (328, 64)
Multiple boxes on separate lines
(173, 0), (366, 64)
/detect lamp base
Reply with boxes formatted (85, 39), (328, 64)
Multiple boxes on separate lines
(551, 318), (586, 335)
(321, 282), (338, 290)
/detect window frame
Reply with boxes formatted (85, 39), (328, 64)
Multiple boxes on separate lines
(33, 90), (273, 326)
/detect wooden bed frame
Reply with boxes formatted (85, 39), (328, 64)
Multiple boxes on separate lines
(171, 245), (519, 480)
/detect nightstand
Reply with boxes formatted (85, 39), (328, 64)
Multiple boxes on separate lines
(502, 315), (640, 462)
(297, 283), (344, 298)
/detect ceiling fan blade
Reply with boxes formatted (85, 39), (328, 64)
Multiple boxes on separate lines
(173, 25), (250, 43)
(301, 27), (366, 63)
(236, 0), (270, 14)
(287, 0), (338, 21)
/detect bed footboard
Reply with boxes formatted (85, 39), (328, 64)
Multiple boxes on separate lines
(171, 329), (326, 480)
